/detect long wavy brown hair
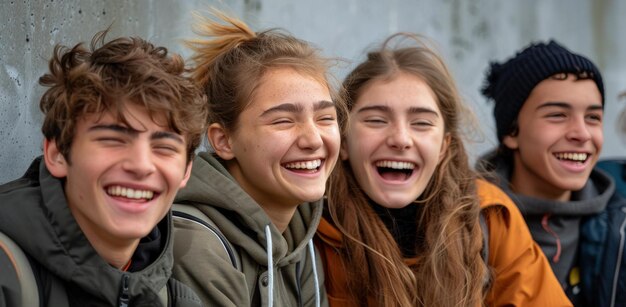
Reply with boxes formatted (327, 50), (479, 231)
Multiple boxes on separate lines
(327, 33), (487, 307)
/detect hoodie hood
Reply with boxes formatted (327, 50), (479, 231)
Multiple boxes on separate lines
(477, 149), (614, 216)
(0, 157), (173, 306)
(174, 151), (324, 268)
(596, 159), (626, 199)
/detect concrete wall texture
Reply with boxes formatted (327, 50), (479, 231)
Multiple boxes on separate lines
(1, 0), (625, 184)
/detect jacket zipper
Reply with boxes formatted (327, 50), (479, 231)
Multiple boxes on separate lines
(610, 207), (626, 307)
(118, 274), (131, 307)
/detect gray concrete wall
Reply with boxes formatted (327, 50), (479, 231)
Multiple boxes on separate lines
(2, 0), (625, 184)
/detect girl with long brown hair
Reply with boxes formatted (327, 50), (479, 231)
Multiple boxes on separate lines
(315, 33), (571, 307)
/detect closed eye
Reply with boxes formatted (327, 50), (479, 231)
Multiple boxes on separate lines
(272, 118), (294, 125)
(412, 120), (434, 127)
(586, 113), (602, 122)
(154, 144), (181, 155)
(546, 113), (565, 117)
(96, 137), (125, 144)
(545, 113), (567, 119)
(317, 115), (337, 126)
(364, 118), (387, 124)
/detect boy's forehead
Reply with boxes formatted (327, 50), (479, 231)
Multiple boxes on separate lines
(78, 106), (179, 134)
(527, 77), (603, 105)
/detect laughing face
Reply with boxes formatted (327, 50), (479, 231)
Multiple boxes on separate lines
(44, 103), (191, 245)
(217, 67), (340, 210)
(503, 74), (603, 201)
(343, 72), (448, 209)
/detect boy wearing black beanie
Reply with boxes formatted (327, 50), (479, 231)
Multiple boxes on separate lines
(478, 40), (625, 307)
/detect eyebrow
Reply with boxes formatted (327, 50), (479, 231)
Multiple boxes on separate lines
(88, 124), (184, 144)
(152, 131), (185, 144)
(314, 100), (336, 111)
(355, 104), (439, 116)
(407, 106), (440, 116)
(260, 100), (335, 116)
(537, 102), (603, 112)
(88, 124), (139, 135)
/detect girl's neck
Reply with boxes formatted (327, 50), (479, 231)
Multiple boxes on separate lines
(260, 204), (298, 233)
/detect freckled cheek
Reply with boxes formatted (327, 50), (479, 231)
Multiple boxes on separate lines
(322, 130), (341, 151)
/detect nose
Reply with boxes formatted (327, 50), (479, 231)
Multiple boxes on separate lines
(122, 142), (156, 178)
(386, 123), (412, 150)
(297, 121), (323, 151)
(565, 116), (592, 143)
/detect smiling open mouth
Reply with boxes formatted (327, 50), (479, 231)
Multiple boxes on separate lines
(106, 185), (155, 201)
(375, 160), (415, 181)
(283, 159), (322, 173)
(554, 152), (589, 164)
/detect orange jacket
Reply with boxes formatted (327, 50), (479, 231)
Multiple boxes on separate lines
(315, 179), (572, 307)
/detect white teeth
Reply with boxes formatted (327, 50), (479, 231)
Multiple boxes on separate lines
(375, 160), (415, 170)
(555, 152), (588, 162)
(285, 159), (322, 170)
(107, 186), (154, 200)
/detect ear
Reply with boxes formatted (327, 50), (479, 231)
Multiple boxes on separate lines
(438, 133), (451, 163)
(207, 123), (235, 160)
(502, 134), (519, 150)
(339, 140), (349, 161)
(43, 138), (69, 178)
(179, 161), (193, 188)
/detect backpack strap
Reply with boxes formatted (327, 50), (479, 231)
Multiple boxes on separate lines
(0, 231), (39, 307)
(172, 204), (240, 270)
(478, 209), (493, 290)
(479, 210), (489, 262)
(164, 278), (204, 307)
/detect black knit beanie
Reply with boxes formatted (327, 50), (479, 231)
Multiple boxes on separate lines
(481, 40), (604, 142)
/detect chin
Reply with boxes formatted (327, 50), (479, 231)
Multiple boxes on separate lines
(298, 190), (326, 203)
(374, 196), (415, 209)
(114, 231), (149, 241)
(552, 176), (589, 192)
(562, 182), (588, 192)
(113, 224), (155, 240)
(300, 194), (325, 203)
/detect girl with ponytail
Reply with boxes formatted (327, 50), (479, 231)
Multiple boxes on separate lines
(172, 11), (345, 306)
(315, 33), (571, 307)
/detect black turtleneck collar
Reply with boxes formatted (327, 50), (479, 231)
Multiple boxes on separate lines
(369, 198), (423, 258)
(127, 218), (167, 272)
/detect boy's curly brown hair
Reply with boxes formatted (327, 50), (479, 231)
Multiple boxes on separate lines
(39, 30), (208, 163)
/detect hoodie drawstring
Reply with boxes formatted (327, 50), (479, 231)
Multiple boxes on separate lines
(265, 225), (274, 307)
(264, 226), (320, 307)
(541, 213), (562, 263)
(307, 239), (320, 307)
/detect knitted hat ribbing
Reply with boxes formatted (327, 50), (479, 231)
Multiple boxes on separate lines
(481, 40), (604, 142)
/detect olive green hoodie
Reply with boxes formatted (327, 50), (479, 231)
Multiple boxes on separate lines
(172, 152), (327, 307)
